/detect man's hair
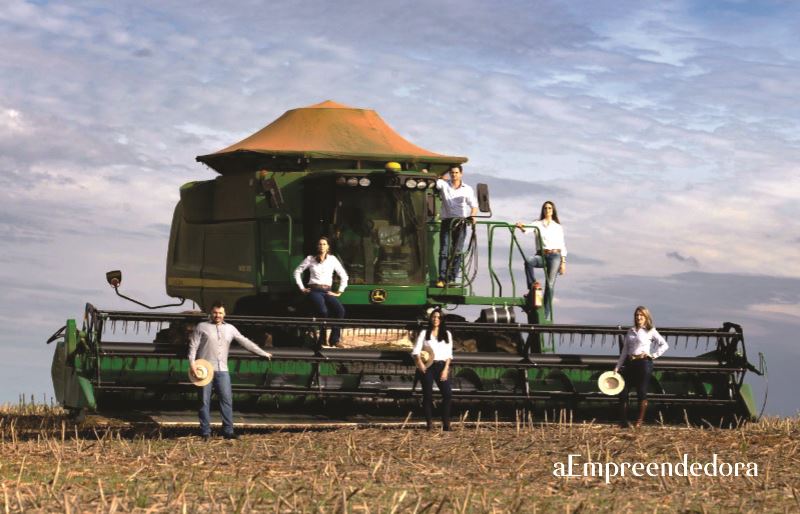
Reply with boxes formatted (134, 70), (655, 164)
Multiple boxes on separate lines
(449, 164), (463, 173)
(211, 300), (226, 310)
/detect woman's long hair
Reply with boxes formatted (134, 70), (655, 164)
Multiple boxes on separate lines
(314, 236), (331, 263)
(539, 200), (561, 224)
(425, 306), (449, 344)
(634, 305), (654, 331)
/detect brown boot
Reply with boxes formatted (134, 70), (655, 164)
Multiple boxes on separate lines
(634, 400), (648, 427)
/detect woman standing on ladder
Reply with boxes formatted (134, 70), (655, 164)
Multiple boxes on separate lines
(412, 307), (453, 431)
(614, 306), (669, 427)
(294, 236), (349, 348)
(515, 200), (567, 320)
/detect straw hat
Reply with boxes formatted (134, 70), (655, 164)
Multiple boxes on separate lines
(419, 350), (434, 366)
(189, 359), (214, 387)
(598, 371), (625, 396)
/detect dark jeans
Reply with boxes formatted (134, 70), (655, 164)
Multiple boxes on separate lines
(619, 358), (653, 402)
(308, 289), (345, 345)
(199, 371), (234, 436)
(439, 218), (468, 282)
(524, 253), (561, 319)
(419, 361), (453, 429)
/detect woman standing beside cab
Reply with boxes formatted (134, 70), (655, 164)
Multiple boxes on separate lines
(614, 306), (669, 427)
(293, 236), (349, 348)
(515, 200), (567, 320)
(412, 307), (453, 431)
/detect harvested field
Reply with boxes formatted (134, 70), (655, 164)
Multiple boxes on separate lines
(1, 403), (798, 512)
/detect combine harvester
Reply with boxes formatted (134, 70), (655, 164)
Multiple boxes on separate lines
(48, 101), (764, 426)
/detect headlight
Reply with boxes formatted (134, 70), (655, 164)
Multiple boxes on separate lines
(428, 181), (436, 189)
(336, 177), (346, 185)
(416, 180), (427, 189)
(405, 179), (417, 189)
(346, 177), (358, 187)
(358, 177), (371, 187)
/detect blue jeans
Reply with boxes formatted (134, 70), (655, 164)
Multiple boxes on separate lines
(308, 289), (345, 345)
(439, 218), (468, 282)
(418, 361), (453, 429)
(619, 359), (653, 402)
(524, 253), (561, 318)
(199, 371), (234, 436)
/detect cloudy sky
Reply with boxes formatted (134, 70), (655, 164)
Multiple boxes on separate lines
(1, 0), (798, 416)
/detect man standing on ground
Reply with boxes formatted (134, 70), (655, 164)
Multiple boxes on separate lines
(435, 164), (478, 287)
(189, 301), (272, 439)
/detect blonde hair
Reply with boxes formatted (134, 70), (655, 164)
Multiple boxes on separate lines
(634, 306), (654, 330)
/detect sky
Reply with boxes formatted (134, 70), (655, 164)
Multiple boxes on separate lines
(1, 0), (798, 416)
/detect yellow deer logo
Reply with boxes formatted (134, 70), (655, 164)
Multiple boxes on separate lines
(369, 289), (387, 304)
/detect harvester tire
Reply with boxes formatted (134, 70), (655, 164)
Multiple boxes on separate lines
(67, 408), (86, 423)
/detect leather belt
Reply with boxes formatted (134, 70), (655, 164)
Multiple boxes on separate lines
(628, 354), (652, 362)
(542, 249), (561, 255)
(309, 284), (331, 290)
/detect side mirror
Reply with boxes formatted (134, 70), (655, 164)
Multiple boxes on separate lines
(476, 183), (491, 214)
(104, 269), (186, 309)
(106, 270), (122, 288)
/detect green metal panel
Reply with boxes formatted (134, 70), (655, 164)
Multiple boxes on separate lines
(341, 285), (428, 306)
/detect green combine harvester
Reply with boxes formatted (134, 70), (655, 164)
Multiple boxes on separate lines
(48, 101), (763, 426)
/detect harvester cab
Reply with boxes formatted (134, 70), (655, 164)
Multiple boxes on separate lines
(47, 101), (764, 426)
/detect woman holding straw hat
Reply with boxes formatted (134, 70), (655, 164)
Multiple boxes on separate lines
(412, 307), (453, 431)
(614, 306), (669, 427)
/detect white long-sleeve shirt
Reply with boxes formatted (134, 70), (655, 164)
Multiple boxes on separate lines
(531, 219), (567, 256)
(412, 330), (454, 361)
(616, 327), (669, 369)
(436, 179), (478, 219)
(188, 321), (271, 372)
(293, 255), (349, 292)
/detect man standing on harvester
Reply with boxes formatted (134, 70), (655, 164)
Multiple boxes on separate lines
(435, 164), (478, 287)
(189, 301), (272, 440)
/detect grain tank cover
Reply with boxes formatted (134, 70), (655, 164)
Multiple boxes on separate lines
(196, 100), (467, 174)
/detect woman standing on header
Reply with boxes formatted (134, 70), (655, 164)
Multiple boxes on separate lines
(294, 237), (349, 348)
(614, 306), (669, 427)
(412, 307), (453, 431)
(515, 200), (567, 320)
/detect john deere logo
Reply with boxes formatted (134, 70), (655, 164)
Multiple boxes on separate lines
(369, 289), (387, 303)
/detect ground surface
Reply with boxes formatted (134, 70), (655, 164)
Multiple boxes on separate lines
(0, 405), (798, 513)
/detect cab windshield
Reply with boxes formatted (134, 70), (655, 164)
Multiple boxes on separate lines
(333, 187), (426, 285)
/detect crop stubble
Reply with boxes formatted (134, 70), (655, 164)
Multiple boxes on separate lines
(0, 405), (798, 513)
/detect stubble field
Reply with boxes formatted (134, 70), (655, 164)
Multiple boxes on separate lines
(0, 404), (798, 513)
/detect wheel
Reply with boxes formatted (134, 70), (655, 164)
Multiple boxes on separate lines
(67, 407), (86, 423)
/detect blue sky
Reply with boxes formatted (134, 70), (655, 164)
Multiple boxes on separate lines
(1, 0), (798, 415)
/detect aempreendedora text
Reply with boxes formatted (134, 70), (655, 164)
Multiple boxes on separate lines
(553, 453), (758, 484)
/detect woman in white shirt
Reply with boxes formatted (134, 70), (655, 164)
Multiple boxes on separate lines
(515, 200), (567, 320)
(412, 307), (453, 431)
(614, 306), (669, 427)
(293, 237), (349, 348)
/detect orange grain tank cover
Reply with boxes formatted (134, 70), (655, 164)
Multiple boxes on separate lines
(196, 100), (467, 174)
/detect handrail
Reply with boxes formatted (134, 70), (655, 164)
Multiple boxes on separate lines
(486, 221), (540, 299)
(431, 219), (539, 301)
(509, 222), (554, 320)
(260, 212), (293, 279)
